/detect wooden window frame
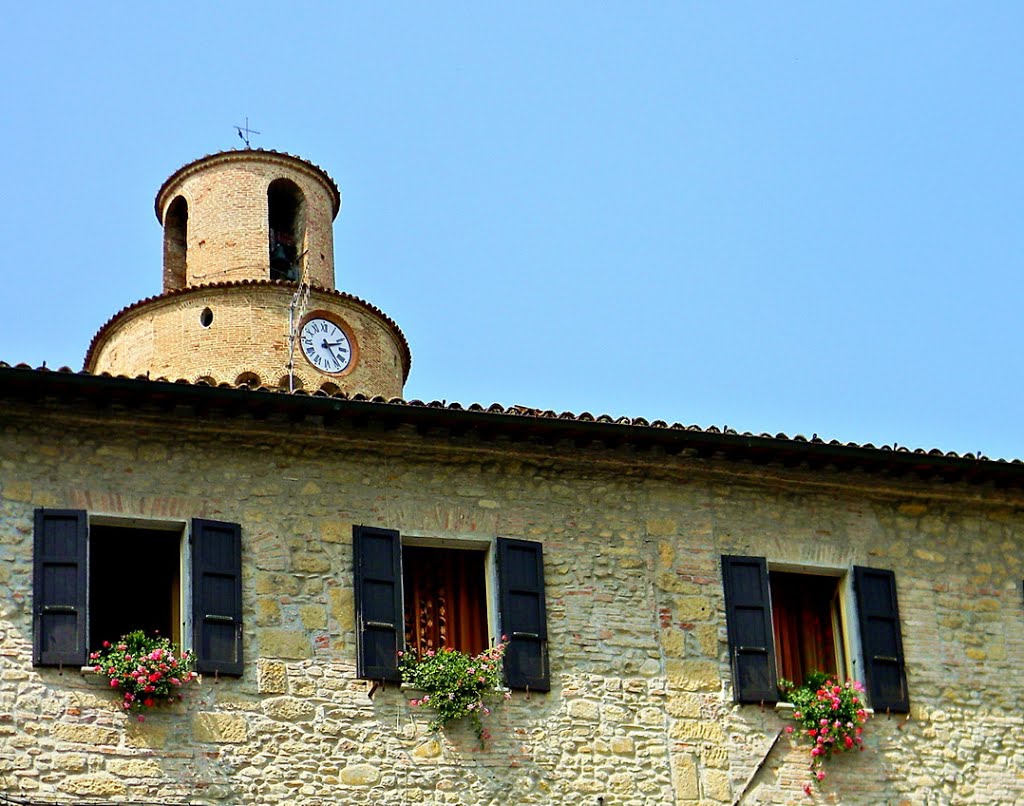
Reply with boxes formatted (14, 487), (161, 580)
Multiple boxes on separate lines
(354, 527), (550, 691)
(33, 509), (243, 676)
(722, 555), (908, 712)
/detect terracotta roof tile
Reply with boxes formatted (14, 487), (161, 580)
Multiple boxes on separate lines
(1, 362), (1019, 473)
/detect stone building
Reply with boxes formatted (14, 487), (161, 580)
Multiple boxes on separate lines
(1, 149), (1022, 805)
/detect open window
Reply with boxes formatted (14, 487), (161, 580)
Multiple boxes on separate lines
(163, 195), (188, 291)
(353, 526), (550, 691)
(721, 555), (908, 712)
(32, 510), (243, 676)
(268, 178), (305, 281)
(89, 522), (183, 649)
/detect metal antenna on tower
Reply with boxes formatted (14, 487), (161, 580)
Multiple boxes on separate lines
(286, 254), (312, 393)
(234, 117), (261, 148)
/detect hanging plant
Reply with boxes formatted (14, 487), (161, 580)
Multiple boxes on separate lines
(90, 630), (199, 720)
(779, 672), (871, 795)
(399, 640), (510, 744)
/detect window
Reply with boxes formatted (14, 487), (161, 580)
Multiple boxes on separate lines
(268, 178), (305, 282)
(721, 555), (909, 712)
(353, 526), (550, 691)
(163, 195), (188, 291)
(770, 571), (847, 688)
(33, 510), (243, 676)
(402, 544), (489, 657)
(89, 522), (183, 649)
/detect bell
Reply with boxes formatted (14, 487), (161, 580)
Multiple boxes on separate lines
(270, 243), (291, 278)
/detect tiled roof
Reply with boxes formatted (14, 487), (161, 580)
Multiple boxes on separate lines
(82, 279), (412, 381)
(155, 148), (341, 219)
(3, 362), (1021, 488)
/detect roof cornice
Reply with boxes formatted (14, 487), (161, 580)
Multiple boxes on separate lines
(3, 362), (1022, 489)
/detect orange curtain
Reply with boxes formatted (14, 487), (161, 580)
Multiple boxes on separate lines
(403, 547), (487, 656)
(770, 572), (839, 685)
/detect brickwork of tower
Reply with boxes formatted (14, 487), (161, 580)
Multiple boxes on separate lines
(86, 150), (410, 398)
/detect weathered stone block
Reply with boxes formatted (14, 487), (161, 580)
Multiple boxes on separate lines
(59, 774), (127, 798)
(52, 723), (119, 747)
(262, 696), (315, 722)
(257, 659), (288, 694)
(339, 764), (380, 786)
(107, 758), (163, 778)
(192, 712), (248, 744)
(259, 629), (311, 659)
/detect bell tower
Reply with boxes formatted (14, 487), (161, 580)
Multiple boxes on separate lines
(85, 149), (410, 398)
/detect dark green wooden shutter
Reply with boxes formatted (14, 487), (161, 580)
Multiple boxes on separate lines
(721, 555), (778, 703)
(353, 525), (403, 682)
(33, 509), (88, 667)
(192, 519), (243, 676)
(497, 538), (550, 692)
(854, 566), (909, 713)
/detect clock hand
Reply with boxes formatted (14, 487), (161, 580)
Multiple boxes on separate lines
(321, 340), (343, 366)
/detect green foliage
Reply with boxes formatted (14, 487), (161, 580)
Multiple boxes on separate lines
(399, 641), (510, 743)
(779, 672), (871, 793)
(91, 630), (198, 719)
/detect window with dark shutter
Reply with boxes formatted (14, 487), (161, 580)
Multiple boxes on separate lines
(721, 555), (778, 703)
(33, 509), (88, 668)
(354, 525), (403, 682)
(497, 537), (550, 692)
(191, 519), (243, 676)
(854, 566), (909, 713)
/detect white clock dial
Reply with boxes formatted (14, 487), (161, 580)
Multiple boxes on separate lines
(300, 317), (353, 374)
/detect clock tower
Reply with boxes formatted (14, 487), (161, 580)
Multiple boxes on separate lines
(85, 149), (410, 397)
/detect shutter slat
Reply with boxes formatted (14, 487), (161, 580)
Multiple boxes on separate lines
(354, 525), (402, 682)
(33, 509), (88, 667)
(497, 538), (550, 692)
(854, 566), (909, 713)
(192, 519), (243, 676)
(721, 555), (778, 703)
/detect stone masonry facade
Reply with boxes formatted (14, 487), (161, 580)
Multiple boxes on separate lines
(1, 392), (1022, 805)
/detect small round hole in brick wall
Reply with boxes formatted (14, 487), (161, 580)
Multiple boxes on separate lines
(200, 307), (214, 328)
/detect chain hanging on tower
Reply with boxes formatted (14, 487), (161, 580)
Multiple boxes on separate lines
(286, 253), (312, 392)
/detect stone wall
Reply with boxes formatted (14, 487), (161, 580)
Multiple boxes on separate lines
(1, 399), (1022, 804)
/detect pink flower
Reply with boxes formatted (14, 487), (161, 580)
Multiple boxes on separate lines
(844, 735), (854, 749)
(816, 771), (826, 781)
(109, 679), (119, 688)
(803, 784), (813, 796)
(102, 641), (111, 648)
(785, 726), (794, 734)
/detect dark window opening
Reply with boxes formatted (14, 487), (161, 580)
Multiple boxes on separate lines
(268, 179), (305, 282)
(89, 525), (181, 651)
(163, 196), (188, 291)
(200, 307), (213, 328)
(235, 372), (261, 389)
(770, 571), (846, 687)
(402, 545), (488, 657)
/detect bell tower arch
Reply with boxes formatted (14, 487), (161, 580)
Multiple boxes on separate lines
(86, 149), (411, 399)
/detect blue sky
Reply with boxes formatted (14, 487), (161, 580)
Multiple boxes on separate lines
(2, 4), (1022, 458)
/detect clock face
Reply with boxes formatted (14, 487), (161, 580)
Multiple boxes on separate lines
(300, 316), (354, 375)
